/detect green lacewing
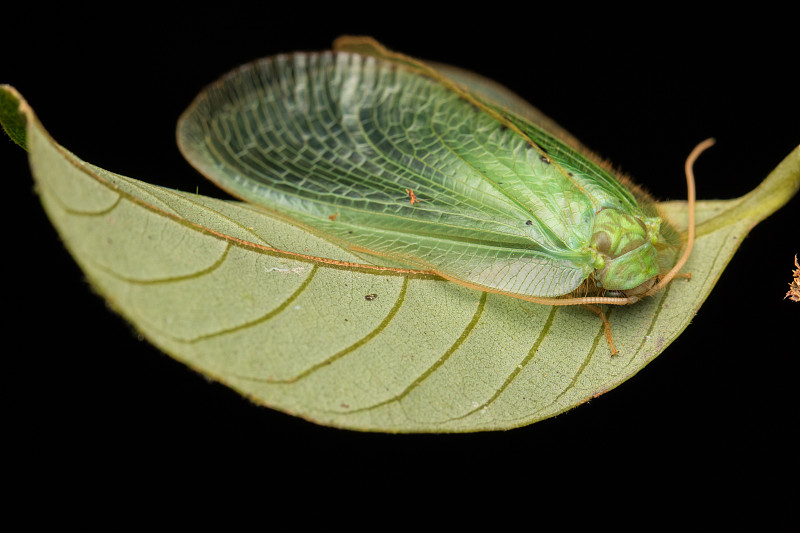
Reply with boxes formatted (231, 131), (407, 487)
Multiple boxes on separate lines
(177, 37), (707, 354)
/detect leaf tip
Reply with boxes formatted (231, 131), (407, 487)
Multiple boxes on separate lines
(0, 84), (30, 151)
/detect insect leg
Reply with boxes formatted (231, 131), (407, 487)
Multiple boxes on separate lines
(583, 304), (618, 355)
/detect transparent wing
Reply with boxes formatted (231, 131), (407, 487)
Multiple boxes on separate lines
(178, 52), (619, 298)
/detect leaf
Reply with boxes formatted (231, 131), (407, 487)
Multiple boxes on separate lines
(2, 78), (798, 433)
(0, 85), (27, 150)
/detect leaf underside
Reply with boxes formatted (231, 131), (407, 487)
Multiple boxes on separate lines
(3, 68), (798, 433)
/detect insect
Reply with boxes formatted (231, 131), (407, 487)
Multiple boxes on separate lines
(177, 37), (708, 354)
(405, 189), (420, 205)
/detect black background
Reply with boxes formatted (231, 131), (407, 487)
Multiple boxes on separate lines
(4, 4), (797, 488)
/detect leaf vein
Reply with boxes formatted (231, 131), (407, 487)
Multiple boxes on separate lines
(241, 275), (409, 383)
(451, 305), (558, 421)
(331, 291), (488, 415)
(186, 264), (319, 343)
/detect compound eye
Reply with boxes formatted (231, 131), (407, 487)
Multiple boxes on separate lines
(592, 231), (612, 255)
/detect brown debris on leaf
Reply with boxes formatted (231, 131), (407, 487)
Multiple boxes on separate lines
(786, 255), (800, 302)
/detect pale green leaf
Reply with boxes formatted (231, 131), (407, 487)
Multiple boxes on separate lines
(2, 83), (798, 432)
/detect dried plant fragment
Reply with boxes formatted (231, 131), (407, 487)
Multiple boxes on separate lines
(786, 255), (800, 302)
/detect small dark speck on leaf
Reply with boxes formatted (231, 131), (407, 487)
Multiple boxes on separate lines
(525, 220), (533, 226)
(365, 293), (378, 301)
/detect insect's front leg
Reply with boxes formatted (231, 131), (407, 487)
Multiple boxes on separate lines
(583, 304), (618, 355)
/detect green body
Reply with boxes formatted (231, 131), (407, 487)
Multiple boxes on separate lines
(178, 52), (673, 299)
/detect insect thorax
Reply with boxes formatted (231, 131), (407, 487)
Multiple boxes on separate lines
(590, 208), (662, 291)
